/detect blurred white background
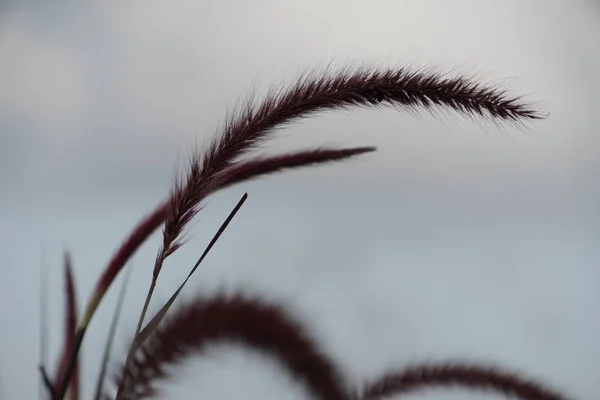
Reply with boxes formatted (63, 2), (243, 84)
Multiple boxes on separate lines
(1, 1), (599, 399)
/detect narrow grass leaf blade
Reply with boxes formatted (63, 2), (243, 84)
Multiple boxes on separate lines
(93, 259), (134, 400)
(54, 252), (80, 400)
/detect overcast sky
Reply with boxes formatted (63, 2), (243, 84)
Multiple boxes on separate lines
(1, 1), (599, 399)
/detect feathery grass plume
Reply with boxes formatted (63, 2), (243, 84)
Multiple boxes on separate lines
(161, 62), (545, 267)
(131, 63), (546, 373)
(51, 61), (550, 400)
(54, 252), (80, 400)
(358, 362), (572, 400)
(210, 146), (376, 190)
(85, 62), (546, 325)
(110, 294), (348, 400)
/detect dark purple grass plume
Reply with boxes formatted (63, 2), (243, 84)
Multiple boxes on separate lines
(43, 61), (577, 400)
(358, 362), (570, 400)
(110, 295), (348, 400)
(162, 64), (545, 265)
(107, 295), (571, 400)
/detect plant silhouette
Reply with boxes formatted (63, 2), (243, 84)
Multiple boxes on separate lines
(42, 62), (574, 400)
